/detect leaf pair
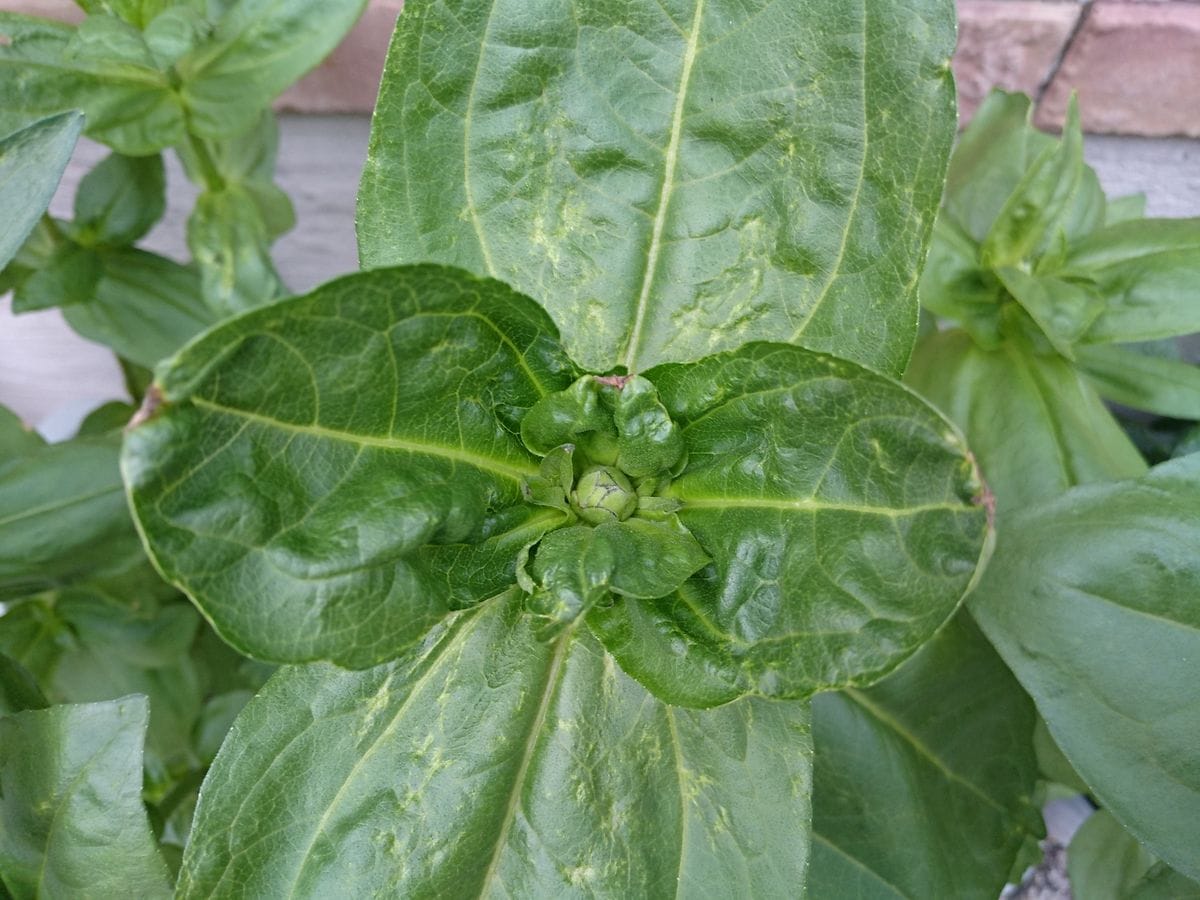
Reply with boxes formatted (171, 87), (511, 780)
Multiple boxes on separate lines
(124, 262), (993, 720)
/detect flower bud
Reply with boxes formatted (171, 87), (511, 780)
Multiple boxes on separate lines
(572, 465), (637, 524)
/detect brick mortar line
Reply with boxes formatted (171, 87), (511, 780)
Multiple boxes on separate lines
(1034, 0), (1093, 107)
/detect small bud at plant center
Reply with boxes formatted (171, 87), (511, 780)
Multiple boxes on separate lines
(572, 465), (638, 524)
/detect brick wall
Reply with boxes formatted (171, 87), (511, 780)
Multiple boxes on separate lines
(4, 0), (1200, 136)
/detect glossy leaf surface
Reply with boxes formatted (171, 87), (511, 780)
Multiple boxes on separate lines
(906, 329), (1145, 514)
(178, 592), (812, 898)
(970, 455), (1200, 881)
(358, 0), (956, 375)
(809, 612), (1041, 899)
(0, 112), (82, 269)
(124, 265), (577, 667)
(592, 342), (992, 705)
(0, 697), (171, 899)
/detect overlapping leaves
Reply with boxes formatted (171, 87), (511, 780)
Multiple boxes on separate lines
(124, 264), (991, 694)
(970, 455), (1200, 883)
(912, 89), (1200, 511)
(176, 592), (813, 898)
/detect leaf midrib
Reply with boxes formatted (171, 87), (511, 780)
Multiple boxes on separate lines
(843, 687), (1008, 816)
(621, 0), (705, 373)
(476, 626), (574, 897)
(676, 496), (970, 518)
(189, 395), (537, 482)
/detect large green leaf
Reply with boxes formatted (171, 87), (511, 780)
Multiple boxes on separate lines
(969, 454), (1200, 881)
(177, 0), (368, 139)
(594, 342), (992, 705)
(906, 329), (1146, 514)
(177, 591), (812, 897)
(358, 0), (956, 375)
(809, 612), (1041, 899)
(0, 14), (184, 155)
(0, 436), (144, 601)
(0, 112), (82, 270)
(124, 265), (577, 667)
(0, 696), (171, 899)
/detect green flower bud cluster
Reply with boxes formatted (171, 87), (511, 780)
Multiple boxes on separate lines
(571, 465), (637, 524)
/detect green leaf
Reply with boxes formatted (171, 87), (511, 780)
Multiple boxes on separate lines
(906, 329), (1146, 515)
(594, 342), (992, 705)
(76, 0), (178, 31)
(0, 697), (171, 900)
(177, 592), (812, 897)
(969, 454), (1200, 881)
(40, 591), (205, 786)
(0, 14), (184, 155)
(62, 248), (216, 368)
(124, 265), (577, 667)
(1066, 219), (1200, 344)
(11, 243), (103, 313)
(1106, 193), (1147, 226)
(73, 152), (166, 247)
(0, 653), (48, 714)
(981, 97), (1085, 269)
(358, 0), (957, 376)
(525, 518), (709, 631)
(0, 405), (43, 463)
(993, 266), (1105, 358)
(918, 217), (1005, 349)
(1068, 810), (1158, 900)
(942, 90), (1042, 244)
(187, 185), (286, 316)
(176, 113), (296, 237)
(1032, 717), (1089, 794)
(809, 612), (1042, 899)
(0, 436), (144, 601)
(0, 112), (82, 270)
(177, 0), (368, 139)
(142, 6), (211, 69)
(1078, 343), (1200, 420)
(1127, 863), (1200, 900)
